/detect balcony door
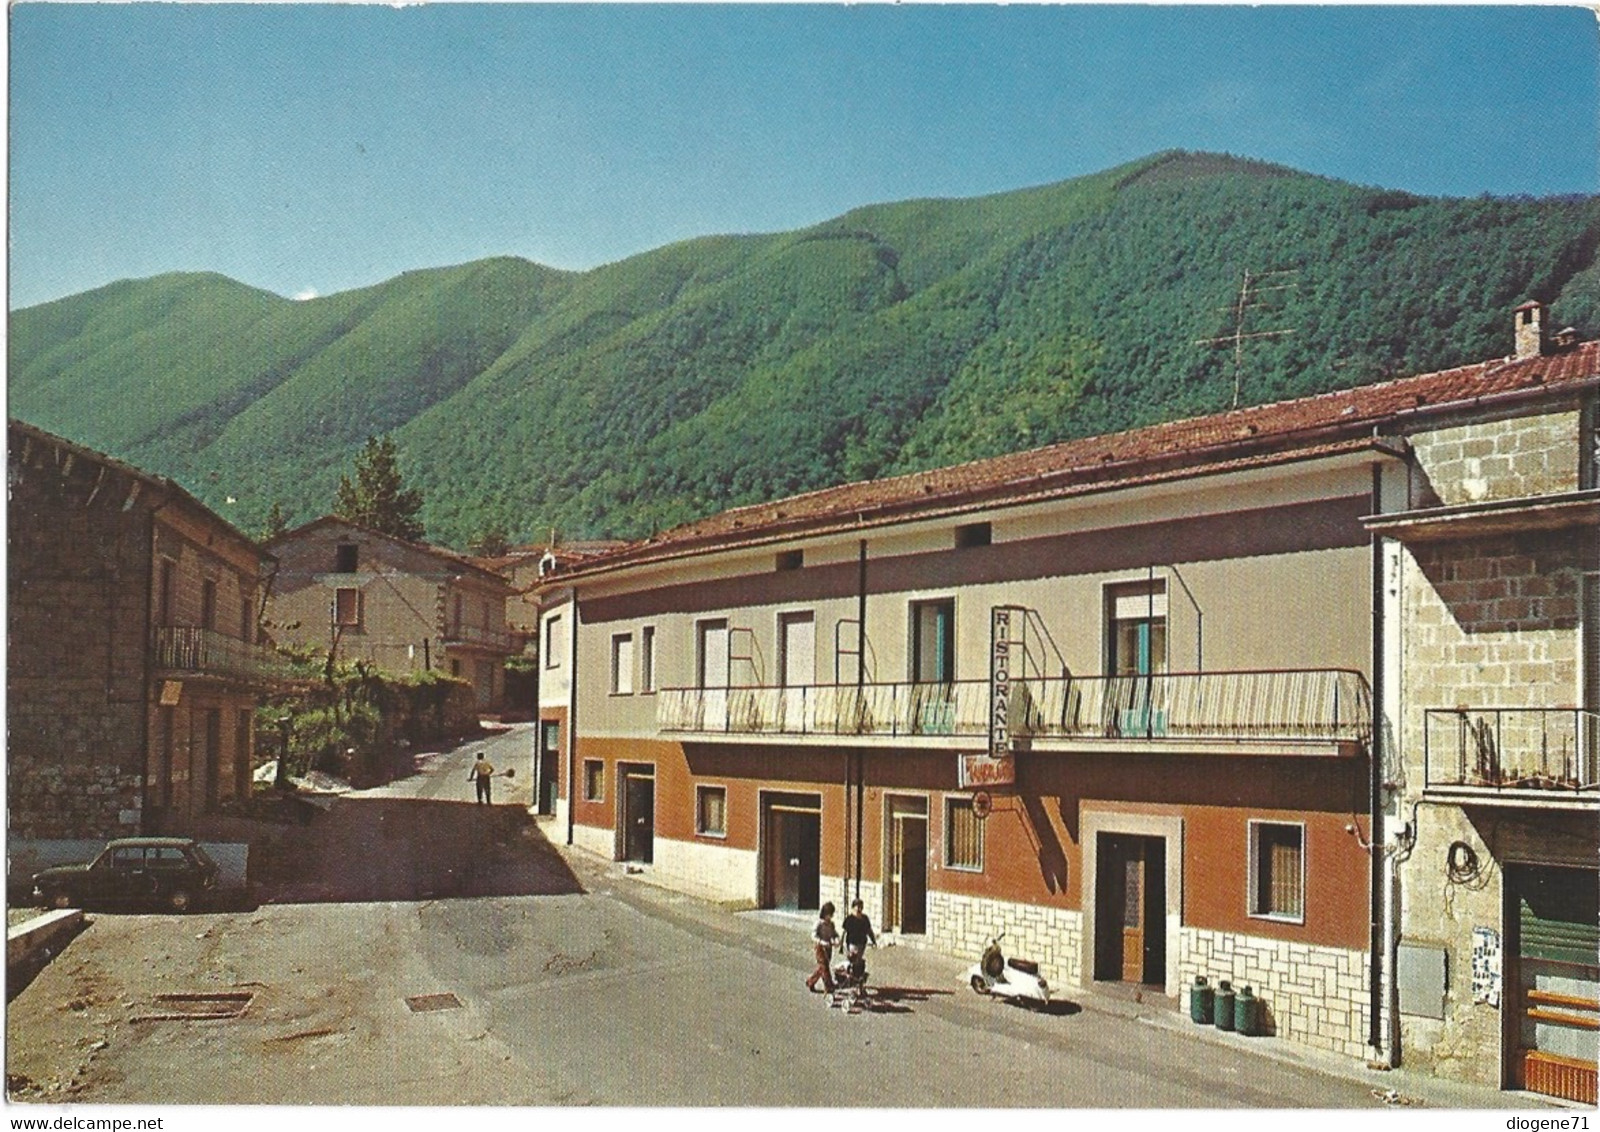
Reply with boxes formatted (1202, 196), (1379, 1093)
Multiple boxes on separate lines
(697, 619), (729, 730)
(779, 612), (814, 732)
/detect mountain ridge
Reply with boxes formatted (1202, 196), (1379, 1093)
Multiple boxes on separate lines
(11, 151), (1600, 548)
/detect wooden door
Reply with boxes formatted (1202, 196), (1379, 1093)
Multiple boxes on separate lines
(623, 774), (654, 864)
(1096, 834), (1166, 985)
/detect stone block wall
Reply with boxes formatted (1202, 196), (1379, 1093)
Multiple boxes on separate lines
(652, 836), (759, 903)
(925, 889), (1082, 993)
(1401, 529), (1587, 788)
(8, 453), (152, 840)
(1179, 927), (1371, 1058)
(1409, 409), (1582, 507)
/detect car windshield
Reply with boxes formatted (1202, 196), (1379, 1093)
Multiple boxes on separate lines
(190, 844), (218, 871)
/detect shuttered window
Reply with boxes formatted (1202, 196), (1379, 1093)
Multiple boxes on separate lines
(1249, 821), (1304, 922)
(945, 795), (984, 872)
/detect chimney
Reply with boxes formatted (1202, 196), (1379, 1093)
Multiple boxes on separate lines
(1514, 301), (1548, 359)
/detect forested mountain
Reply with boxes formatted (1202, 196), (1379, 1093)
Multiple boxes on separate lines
(12, 151), (1600, 548)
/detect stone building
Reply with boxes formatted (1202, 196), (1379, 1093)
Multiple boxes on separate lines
(8, 420), (290, 841)
(265, 517), (515, 711)
(1368, 301), (1598, 1103)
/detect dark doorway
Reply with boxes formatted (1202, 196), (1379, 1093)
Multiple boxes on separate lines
(1095, 833), (1166, 985)
(537, 721), (560, 816)
(762, 796), (821, 912)
(203, 709), (223, 812)
(885, 796), (928, 934)
(623, 772), (654, 864)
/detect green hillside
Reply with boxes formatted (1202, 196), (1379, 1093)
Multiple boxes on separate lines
(11, 151), (1600, 547)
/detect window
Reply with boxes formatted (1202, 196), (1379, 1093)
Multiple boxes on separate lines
(1107, 580), (1168, 677)
(452, 594), (464, 636)
(611, 633), (635, 694)
(334, 543), (359, 572)
(776, 549), (803, 572)
(910, 599), (955, 683)
(200, 578), (217, 631)
(157, 559), (176, 627)
(583, 759), (604, 802)
(955, 522), (992, 548)
(334, 587), (363, 627)
(1249, 821), (1305, 922)
(696, 785), (727, 837)
(240, 595), (254, 642)
(640, 626), (656, 693)
(544, 614), (564, 669)
(945, 795), (984, 871)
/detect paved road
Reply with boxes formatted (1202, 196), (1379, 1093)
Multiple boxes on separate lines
(5, 725), (1561, 1110)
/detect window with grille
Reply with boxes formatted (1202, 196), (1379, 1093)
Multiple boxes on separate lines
(1249, 821), (1305, 922)
(945, 795), (985, 872)
(583, 760), (604, 802)
(696, 785), (727, 837)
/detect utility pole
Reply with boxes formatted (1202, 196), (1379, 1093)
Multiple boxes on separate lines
(1195, 268), (1298, 408)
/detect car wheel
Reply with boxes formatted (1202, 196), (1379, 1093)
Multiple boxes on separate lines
(47, 889), (72, 911)
(167, 888), (193, 913)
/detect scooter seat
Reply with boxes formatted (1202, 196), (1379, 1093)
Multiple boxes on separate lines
(1006, 957), (1039, 976)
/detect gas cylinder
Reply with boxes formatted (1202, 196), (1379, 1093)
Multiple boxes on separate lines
(1189, 976), (1214, 1024)
(1213, 980), (1235, 1032)
(1234, 985), (1259, 1036)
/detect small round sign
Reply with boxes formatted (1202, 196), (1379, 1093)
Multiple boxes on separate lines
(971, 791), (993, 820)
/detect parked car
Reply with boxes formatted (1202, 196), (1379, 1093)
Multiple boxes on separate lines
(32, 837), (219, 913)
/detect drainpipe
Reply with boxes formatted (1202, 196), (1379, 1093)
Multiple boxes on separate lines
(566, 590), (579, 848)
(854, 539), (867, 904)
(139, 489), (176, 834)
(1368, 462), (1388, 1057)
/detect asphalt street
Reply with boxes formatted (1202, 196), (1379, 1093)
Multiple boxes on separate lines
(4, 724), (1564, 1111)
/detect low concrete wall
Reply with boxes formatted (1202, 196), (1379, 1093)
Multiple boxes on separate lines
(7, 909), (84, 968)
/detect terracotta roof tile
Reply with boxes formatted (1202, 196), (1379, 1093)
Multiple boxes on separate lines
(552, 341), (1600, 578)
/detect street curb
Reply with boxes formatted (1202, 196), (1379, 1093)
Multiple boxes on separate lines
(6, 908), (84, 971)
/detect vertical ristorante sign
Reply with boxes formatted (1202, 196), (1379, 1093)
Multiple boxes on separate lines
(960, 605), (1018, 788)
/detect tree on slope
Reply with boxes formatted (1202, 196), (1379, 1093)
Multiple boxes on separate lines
(334, 435), (425, 541)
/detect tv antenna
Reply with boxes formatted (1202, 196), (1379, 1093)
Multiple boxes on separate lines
(1195, 268), (1298, 408)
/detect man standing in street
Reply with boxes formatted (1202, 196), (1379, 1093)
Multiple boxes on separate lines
(469, 751), (495, 805)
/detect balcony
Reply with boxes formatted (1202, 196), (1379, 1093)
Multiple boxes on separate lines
(659, 681), (989, 742)
(442, 622), (514, 652)
(1425, 708), (1599, 808)
(1021, 669), (1371, 751)
(658, 668), (1371, 756)
(153, 627), (300, 686)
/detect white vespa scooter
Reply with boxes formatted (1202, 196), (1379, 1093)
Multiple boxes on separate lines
(964, 932), (1050, 1008)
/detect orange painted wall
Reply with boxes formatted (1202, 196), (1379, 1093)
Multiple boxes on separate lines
(570, 737), (1372, 950)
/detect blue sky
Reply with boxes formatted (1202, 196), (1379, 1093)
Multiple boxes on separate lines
(8, 4), (1598, 310)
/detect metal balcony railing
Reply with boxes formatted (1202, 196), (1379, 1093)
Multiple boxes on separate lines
(1425, 708), (1600, 794)
(153, 627), (299, 684)
(1020, 668), (1372, 744)
(442, 622), (514, 652)
(658, 668), (1371, 745)
(658, 680), (990, 738)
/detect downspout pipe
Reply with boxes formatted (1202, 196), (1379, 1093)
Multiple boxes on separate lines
(854, 539), (867, 904)
(1368, 462), (1387, 1057)
(566, 590), (579, 848)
